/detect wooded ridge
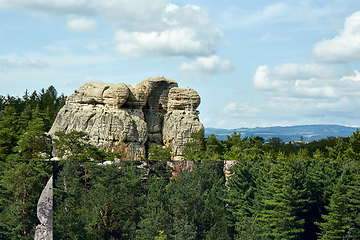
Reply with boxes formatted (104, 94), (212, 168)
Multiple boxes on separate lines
(1, 85), (360, 239)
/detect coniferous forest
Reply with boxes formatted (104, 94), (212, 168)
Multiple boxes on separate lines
(1, 86), (360, 239)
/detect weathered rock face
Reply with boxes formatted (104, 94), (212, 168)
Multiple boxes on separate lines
(49, 77), (203, 160)
(34, 175), (53, 240)
(163, 87), (203, 160)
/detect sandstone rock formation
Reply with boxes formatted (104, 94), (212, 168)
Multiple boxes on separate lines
(49, 77), (203, 160)
(34, 175), (53, 240)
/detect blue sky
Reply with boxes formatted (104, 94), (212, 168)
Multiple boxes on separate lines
(1, 0), (360, 128)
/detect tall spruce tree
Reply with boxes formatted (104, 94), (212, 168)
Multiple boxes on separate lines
(225, 161), (263, 239)
(317, 167), (352, 240)
(257, 161), (309, 240)
(53, 161), (90, 239)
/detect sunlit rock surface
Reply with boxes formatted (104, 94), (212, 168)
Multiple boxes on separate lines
(49, 77), (203, 160)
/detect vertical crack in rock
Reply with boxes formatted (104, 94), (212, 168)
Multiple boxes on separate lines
(34, 175), (53, 240)
(49, 77), (204, 160)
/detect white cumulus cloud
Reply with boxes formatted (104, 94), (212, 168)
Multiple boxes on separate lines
(0, 1), (223, 58)
(114, 27), (222, 58)
(248, 62), (360, 122)
(66, 17), (97, 32)
(312, 11), (360, 63)
(341, 70), (360, 82)
(253, 63), (345, 98)
(113, 4), (223, 57)
(179, 55), (233, 74)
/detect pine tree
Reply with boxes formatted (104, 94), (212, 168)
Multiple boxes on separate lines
(346, 129), (360, 161)
(225, 161), (262, 239)
(18, 105), (33, 133)
(170, 216), (197, 240)
(0, 106), (19, 160)
(167, 161), (229, 239)
(85, 161), (145, 239)
(53, 131), (120, 161)
(204, 134), (227, 160)
(317, 167), (352, 240)
(236, 136), (267, 161)
(53, 161), (90, 239)
(346, 162), (360, 239)
(327, 137), (349, 161)
(15, 116), (50, 160)
(136, 176), (172, 239)
(315, 163), (360, 239)
(204, 178), (230, 240)
(182, 129), (207, 160)
(258, 161), (309, 240)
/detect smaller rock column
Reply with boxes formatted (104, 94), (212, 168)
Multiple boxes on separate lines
(34, 175), (53, 240)
(163, 87), (204, 160)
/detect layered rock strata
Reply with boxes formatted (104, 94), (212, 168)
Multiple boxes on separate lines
(49, 77), (203, 160)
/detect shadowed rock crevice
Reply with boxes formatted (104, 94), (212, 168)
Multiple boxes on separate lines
(49, 77), (203, 160)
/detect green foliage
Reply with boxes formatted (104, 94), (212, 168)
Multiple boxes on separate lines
(155, 230), (167, 240)
(0, 85), (66, 161)
(4, 86), (360, 240)
(53, 160), (90, 239)
(167, 161), (230, 239)
(85, 161), (145, 239)
(15, 117), (51, 160)
(148, 145), (172, 161)
(0, 161), (52, 239)
(183, 128), (206, 160)
(53, 131), (120, 161)
(225, 161), (262, 239)
(346, 129), (360, 161)
(257, 161), (309, 240)
(136, 176), (172, 239)
(0, 107), (19, 160)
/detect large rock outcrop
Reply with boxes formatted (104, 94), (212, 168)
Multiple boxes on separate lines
(49, 77), (203, 160)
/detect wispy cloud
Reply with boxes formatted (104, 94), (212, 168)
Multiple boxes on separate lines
(179, 55), (233, 75)
(260, 33), (291, 42)
(66, 17), (97, 32)
(220, 1), (349, 29)
(0, 59), (49, 72)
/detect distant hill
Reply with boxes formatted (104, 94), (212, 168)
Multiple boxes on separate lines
(205, 125), (359, 142)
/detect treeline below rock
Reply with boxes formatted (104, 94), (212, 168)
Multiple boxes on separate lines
(181, 128), (360, 161)
(50, 160), (359, 239)
(0, 161), (52, 239)
(2, 160), (360, 239)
